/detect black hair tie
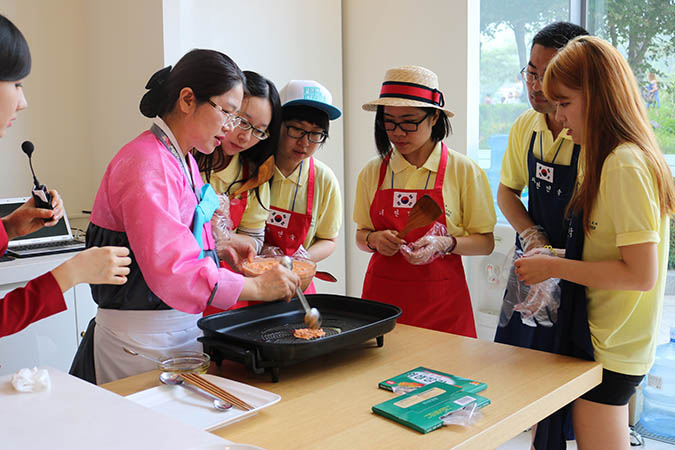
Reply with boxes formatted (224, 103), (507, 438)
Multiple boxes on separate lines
(145, 65), (172, 90)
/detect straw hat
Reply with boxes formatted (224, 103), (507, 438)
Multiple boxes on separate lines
(362, 65), (454, 118)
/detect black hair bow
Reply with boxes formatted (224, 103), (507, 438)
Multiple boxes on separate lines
(145, 65), (172, 90)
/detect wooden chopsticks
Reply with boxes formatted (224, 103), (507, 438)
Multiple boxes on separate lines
(182, 373), (254, 411)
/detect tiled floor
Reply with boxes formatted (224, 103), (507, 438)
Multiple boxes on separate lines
(498, 431), (674, 449)
(498, 295), (675, 450)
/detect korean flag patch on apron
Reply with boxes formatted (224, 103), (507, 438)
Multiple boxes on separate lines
(267, 209), (291, 228)
(536, 162), (554, 183)
(393, 192), (417, 208)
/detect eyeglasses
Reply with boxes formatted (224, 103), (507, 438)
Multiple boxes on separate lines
(520, 66), (544, 84)
(237, 116), (270, 140)
(378, 112), (431, 133)
(207, 99), (242, 127)
(285, 124), (327, 144)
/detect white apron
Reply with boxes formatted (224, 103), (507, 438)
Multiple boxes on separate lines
(93, 308), (202, 384)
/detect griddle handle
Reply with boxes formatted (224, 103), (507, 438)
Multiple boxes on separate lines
(198, 337), (266, 375)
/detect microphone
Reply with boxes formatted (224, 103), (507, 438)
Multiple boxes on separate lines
(21, 140), (53, 211)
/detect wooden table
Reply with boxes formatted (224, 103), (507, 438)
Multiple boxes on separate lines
(103, 324), (601, 450)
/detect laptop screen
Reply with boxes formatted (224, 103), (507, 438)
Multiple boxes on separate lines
(0, 197), (73, 244)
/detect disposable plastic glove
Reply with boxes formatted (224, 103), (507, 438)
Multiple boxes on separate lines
(400, 222), (454, 265)
(513, 247), (560, 327)
(518, 225), (549, 253)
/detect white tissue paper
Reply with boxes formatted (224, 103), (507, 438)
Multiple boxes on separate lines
(11, 367), (51, 392)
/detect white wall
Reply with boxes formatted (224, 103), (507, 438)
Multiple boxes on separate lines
(342, 0), (472, 296)
(0, 0), (89, 212)
(0, 0), (164, 221)
(163, 0), (346, 295)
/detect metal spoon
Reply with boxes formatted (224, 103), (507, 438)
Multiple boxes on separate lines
(123, 346), (163, 365)
(159, 372), (231, 411)
(279, 255), (322, 330)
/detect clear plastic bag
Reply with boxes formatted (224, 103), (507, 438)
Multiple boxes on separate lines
(260, 244), (284, 257)
(518, 224), (549, 253)
(513, 247), (561, 327)
(211, 194), (233, 251)
(400, 222), (452, 265)
(292, 244), (311, 261)
(440, 401), (483, 427)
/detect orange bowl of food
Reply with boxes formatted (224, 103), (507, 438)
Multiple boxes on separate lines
(242, 256), (316, 291)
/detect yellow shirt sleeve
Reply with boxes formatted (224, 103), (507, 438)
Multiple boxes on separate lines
(353, 157), (382, 230)
(601, 144), (661, 247)
(309, 159), (343, 244)
(448, 152), (497, 235)
(499, 111), (533, 191)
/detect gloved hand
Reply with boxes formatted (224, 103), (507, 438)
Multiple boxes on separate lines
(292, 245), (311, 261)
(514, 277), (560, 327)
(401, 235), (455, 265)
(400, 222), (455, 265)
(513, 247), (560, 327)
(518, 225), (549, 253)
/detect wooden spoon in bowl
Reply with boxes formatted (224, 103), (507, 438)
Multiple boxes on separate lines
(398, 195), (443, 239)
(229, 155), (275, 199)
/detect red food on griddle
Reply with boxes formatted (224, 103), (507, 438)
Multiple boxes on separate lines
(292, 328), (326, 340)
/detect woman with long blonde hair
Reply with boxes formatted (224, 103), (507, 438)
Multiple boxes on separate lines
(515, 35), (675, 450)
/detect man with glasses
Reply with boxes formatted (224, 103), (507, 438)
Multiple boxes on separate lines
(264, 80), (343, 294)
(494, 21), (589, 449)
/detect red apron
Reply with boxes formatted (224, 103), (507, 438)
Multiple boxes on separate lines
(361, 143), (476, 337)
(228, 164), (248, 230)
(264, 157), (316, 294)
(205, 165), (250, 315)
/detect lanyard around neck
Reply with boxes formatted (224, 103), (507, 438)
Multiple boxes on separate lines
(290, 160), (303, 212)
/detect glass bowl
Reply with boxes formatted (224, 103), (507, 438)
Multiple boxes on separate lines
(242, 256), (316, 291)
(158, 351), (210, 374)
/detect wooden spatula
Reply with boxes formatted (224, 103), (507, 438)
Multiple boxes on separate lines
(398, 195), (443, 239)
(229, 155), (275, 199)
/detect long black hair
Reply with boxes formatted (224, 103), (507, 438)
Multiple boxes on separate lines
(140, 49), (245, 118)
(373, 105), (450, 158)
(195, 71), (281, 204)
(0, 14), (31, 81)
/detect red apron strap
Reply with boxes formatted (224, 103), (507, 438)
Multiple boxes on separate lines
(434, 143), (449, 189)
(376, 152), (392, 190)
(306, 157), (315, 216)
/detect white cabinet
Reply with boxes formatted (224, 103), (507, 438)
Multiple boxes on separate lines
(0, 253), (96, 376)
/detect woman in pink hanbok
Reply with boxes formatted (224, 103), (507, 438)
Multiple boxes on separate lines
(70, 50), (300, 384)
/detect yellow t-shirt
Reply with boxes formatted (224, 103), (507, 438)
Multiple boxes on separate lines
(500, 109), (577, 191)
(268, 157), (343, 249)
(582, 142), (668, 375)
(353, 142), (496, 236)
(201, 154), (270, 230)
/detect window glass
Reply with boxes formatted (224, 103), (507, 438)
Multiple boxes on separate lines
(479, 1), (569, 222)
(587, 0), (674, 156)
(587, 0), (675, 270)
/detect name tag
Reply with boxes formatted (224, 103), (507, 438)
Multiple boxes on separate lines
(393, 192), (417, 208)
(536, 162), (554, 183)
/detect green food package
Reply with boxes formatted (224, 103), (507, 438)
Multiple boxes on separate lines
(372, 382), (491, 433)
(378, 366), (487, 394)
